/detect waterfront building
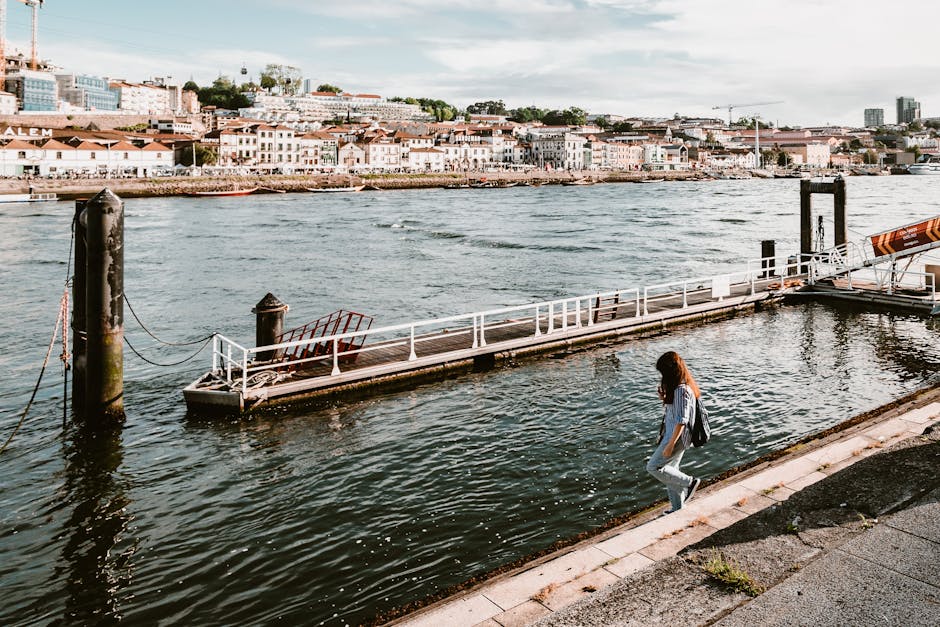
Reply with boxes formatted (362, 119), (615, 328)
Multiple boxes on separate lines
(297, 131), (338, 169)
(864, 108), (884, 127)
(779, 141), (831, 167)
(896, 96), (921, 124)
(406, 147), (445, 172)
(362, 136), (402, 170)
(0, 136), (172, 176)
(338, 141), (366, 169)
(55, 74), (119, 111)
(5, 69), (57, 111)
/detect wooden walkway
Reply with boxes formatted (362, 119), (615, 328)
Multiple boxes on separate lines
(185, 276), (789, 412)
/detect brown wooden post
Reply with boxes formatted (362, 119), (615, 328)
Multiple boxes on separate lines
(71, 200), (87, 414)
(84, 189), (125, 424)
(833, 176), (847, 247)
(800, 179), (813, 269)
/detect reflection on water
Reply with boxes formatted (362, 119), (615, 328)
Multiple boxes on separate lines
(2, 178), (940, 625)
(55, 427), (134, 624)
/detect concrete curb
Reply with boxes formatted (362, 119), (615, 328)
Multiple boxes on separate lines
(386, 391), (940, 627)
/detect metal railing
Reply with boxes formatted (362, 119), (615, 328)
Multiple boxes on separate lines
(209, 254), (805, 396)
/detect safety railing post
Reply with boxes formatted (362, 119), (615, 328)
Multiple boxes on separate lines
(574, 298), (582, 327)
(408, 325), (417, 361)
(643, 287), (649, 316)
(635, 290), (640, 317)
(331, 338), (340, 376)
(212, 335), (218, 374)
(472, 315), (479, 348)
(479, 314), (487, 347)
(242, 351), (248, 397)
(534, 305), (541, 336)
(547, 302), (554, 334)
(682, 282), (688, 308)
(562, 301), (568, 331)
(750, 271), (755, 295)
(226, 344), (232, 383)
(587, 297), (593, 326)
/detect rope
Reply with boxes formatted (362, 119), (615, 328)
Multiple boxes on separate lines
(124, 334), (212, 367)
(0, 289), (66, 456)
(123, 292), (215, 347)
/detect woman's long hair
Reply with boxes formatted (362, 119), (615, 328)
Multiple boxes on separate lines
(656, 351), (700, 402)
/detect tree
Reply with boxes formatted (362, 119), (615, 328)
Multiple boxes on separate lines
(508, 106), (546, 123)
(466, 100), (507, 115)
(862, 150), (879, 165)
(180, 144), (218, 167)
(542, 107), (587, 126)
(611, 121), (634, 133)
(259, 64), (303, 95)
(593, 116), (610, 129)
(193, 77), (251, 110)
(849, 138), (863, 151)
(317, 83), (342, 93)
(183, 80), (199, 92)
(776, 151), (792, 167)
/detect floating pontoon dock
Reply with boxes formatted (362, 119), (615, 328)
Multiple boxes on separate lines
(184, 257), (802, 413)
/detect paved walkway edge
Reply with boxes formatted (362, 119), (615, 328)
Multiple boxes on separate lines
(386, 388), (940, 627)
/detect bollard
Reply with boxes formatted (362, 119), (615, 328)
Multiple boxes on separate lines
(761, 240), (776, 278)
(253, 293), (289, 362)
(71, 199), (87, 414)
(84, 189), (125, 424)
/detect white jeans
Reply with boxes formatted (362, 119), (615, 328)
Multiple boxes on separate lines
(646, 439), (694, 511)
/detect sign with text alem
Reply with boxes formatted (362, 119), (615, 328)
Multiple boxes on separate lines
(870, 216), (940, 257)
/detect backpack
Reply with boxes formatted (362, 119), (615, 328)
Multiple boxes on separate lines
(690, 396), (711, 447)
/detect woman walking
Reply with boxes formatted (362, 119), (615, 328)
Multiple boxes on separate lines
(647, 351), (701, 512)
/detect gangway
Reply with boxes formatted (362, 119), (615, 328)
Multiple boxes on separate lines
(802, 215), (940, 314)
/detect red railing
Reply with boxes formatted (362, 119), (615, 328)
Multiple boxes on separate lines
(277, 310), (373, 371)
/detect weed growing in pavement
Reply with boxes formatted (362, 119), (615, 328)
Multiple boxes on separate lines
(701, 550), (765, 597)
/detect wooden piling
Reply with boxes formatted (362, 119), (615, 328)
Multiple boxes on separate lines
(71, 200), (87, 414)
(84, 189), (125, 424)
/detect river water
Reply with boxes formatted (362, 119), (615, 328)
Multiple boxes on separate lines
(2, 177), (939, 625)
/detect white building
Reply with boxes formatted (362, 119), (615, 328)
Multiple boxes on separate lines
(109, 81), (172, 115)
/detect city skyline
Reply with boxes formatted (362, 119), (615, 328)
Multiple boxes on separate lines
(6, 0), (939, 126)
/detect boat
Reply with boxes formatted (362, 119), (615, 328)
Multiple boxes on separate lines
(562, 178), (594, 186)
(306, 185), (365, 193)
(0, 192), (58, 203)
(908, 156), (940, 175)
(189, 187), (258, 197)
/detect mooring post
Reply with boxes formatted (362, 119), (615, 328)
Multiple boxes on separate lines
(71, 199), (87, 414)
(84, 189), (125, 424)
(833, 176), (847, 248)
(252, 293), (289, 362)
(761, 240), (776, 278)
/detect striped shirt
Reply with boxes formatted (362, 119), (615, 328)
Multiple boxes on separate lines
(664, 383), (695, 450)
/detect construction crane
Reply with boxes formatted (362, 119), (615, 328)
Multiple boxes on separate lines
(712, 100), (783, 126)
(0, 0), (43, 91)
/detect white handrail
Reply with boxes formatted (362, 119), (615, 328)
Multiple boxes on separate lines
(209, 257), (807, 388)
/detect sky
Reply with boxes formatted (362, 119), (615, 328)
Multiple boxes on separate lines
(9, 0), (940, 126)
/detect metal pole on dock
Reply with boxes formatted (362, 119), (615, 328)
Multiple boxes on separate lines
(83, 189), (125, 424)
(252, 293), (289, 362)
(71, 199), (87, 413)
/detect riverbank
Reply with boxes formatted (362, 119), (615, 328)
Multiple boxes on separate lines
(6, 169), (709, 200)
(385, 385), (940, 626)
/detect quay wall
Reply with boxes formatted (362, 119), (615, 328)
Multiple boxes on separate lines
(6, 169), (708, 199)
